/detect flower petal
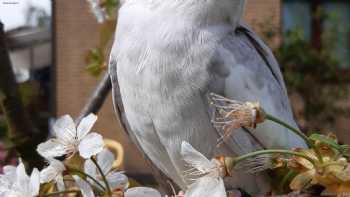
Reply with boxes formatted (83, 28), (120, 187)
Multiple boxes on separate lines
(290, 170), (315, 190)
(335, 164), (350, 181)
(37, 139), (67, 158)
(84, 159), (97, 184)
(30, 168), (40, 196)
(53, 115), (76, 143)
(52, 159), (66, 170)
(181, 141), (215, 173)
(97, 149), (115, 175)
(0, 180), (10, 191)
(73, 175), (95, 197)
(185, 177), (226, 197)
(0, 166), (16, 191)
(0, 191), (14, 197)
(14, 160), (31, 194)
(106, 171), (128, 189)
(294, 149), (318, 170)
(77, 114), (97, 140)
(78, 132), (104, 159)
(40, 159), (65, 183)
(0, 173), (12, 190)
(16, 160), (30, 187)
(3, 166), (16, 176)
(125, 187), (161, 197)
(2, 165), (16, 184)
(56, 175), (65, 192)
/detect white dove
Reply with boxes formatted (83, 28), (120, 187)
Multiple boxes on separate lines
(109, 0), (306, 195)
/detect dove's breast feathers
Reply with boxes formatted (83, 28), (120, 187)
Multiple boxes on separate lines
(109, 0), (305, 194)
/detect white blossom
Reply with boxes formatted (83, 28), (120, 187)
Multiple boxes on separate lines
(0, 165), (16, 196)
(75, 148), (160, 197)
(86, 0), (108, 23)
(37, 113), (104, 159)
(40, 159), (66, 191)
(124, 187), (161, 197)
(0, 159), (40, 197)
(73, 175), (95, 197)
(73, 175), (160, 197)
(181, 141), (226, 197)
(84, 149), (128, 190)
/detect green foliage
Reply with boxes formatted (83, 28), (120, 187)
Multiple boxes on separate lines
(258, 9), (350, 131)
(278, 28), (340, 87)
(277, 22), (349, 121)
(102, 0), (119, 16)
(86, 48), (106, 77)
(18, 82), (40, 107)
(1, 82), (40, 140)
(279, 29), (349, 123)
(86, 6), (117, 78)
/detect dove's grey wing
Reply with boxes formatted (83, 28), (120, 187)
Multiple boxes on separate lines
(109, 54), (184, 190)
(237, 23), (288, 95)
(209, 25), (307, 150)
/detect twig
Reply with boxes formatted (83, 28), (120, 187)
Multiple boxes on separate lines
(76, 72), (111, 124)
(0, 22), (43, 168)
(68, 167), (106, 191)
(41, 190), (80, 197)
(91, 157), (112, 196)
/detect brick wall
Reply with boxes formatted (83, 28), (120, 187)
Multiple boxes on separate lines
(245, 0), (281, 30)
(54, 0), (149, 173)
(244, 0), (281, 47)
(54, 0), (281, 173)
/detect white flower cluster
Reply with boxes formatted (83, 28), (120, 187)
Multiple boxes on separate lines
(37, 114), (103, 159)
(0, 114), (228, 197)
(0, 159), (39, 197)
(181, 142), (227, 197)
(0, 114), (161, 197)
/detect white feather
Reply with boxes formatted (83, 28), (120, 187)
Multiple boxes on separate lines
(109, 0), (305, 195)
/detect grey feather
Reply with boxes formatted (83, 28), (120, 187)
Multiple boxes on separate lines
(210, 25), (306, 149)
(109, 0), (306, 195)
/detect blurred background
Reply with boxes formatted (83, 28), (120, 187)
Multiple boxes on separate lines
(0, 0), (349, 181)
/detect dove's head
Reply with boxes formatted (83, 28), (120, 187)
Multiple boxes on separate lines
(121, 0), (246, 27)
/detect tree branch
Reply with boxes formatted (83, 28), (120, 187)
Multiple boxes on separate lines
(76, 72), (111, 124)
(0, 22), (44, 168)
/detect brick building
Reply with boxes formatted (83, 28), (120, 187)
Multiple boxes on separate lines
(53, 0), (281, 174)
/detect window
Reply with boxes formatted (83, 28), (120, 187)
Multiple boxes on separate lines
(282, 0), (350, 68)
(282, 1), (311, 40)
(322, 2), (350, 68)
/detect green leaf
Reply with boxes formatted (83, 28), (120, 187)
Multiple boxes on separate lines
(86, 48), (106, 77)
(309, 133), (341, 150)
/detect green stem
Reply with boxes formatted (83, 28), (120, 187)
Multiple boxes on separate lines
(226, 149), (317, 173)
(68, 168), (105, 191)
(265, 113), (323, 163)
(41, 190), (80, 197)
(279, 170), (296, 192)
(266, 113), (310, 146)
(91, 157), (112, 196)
